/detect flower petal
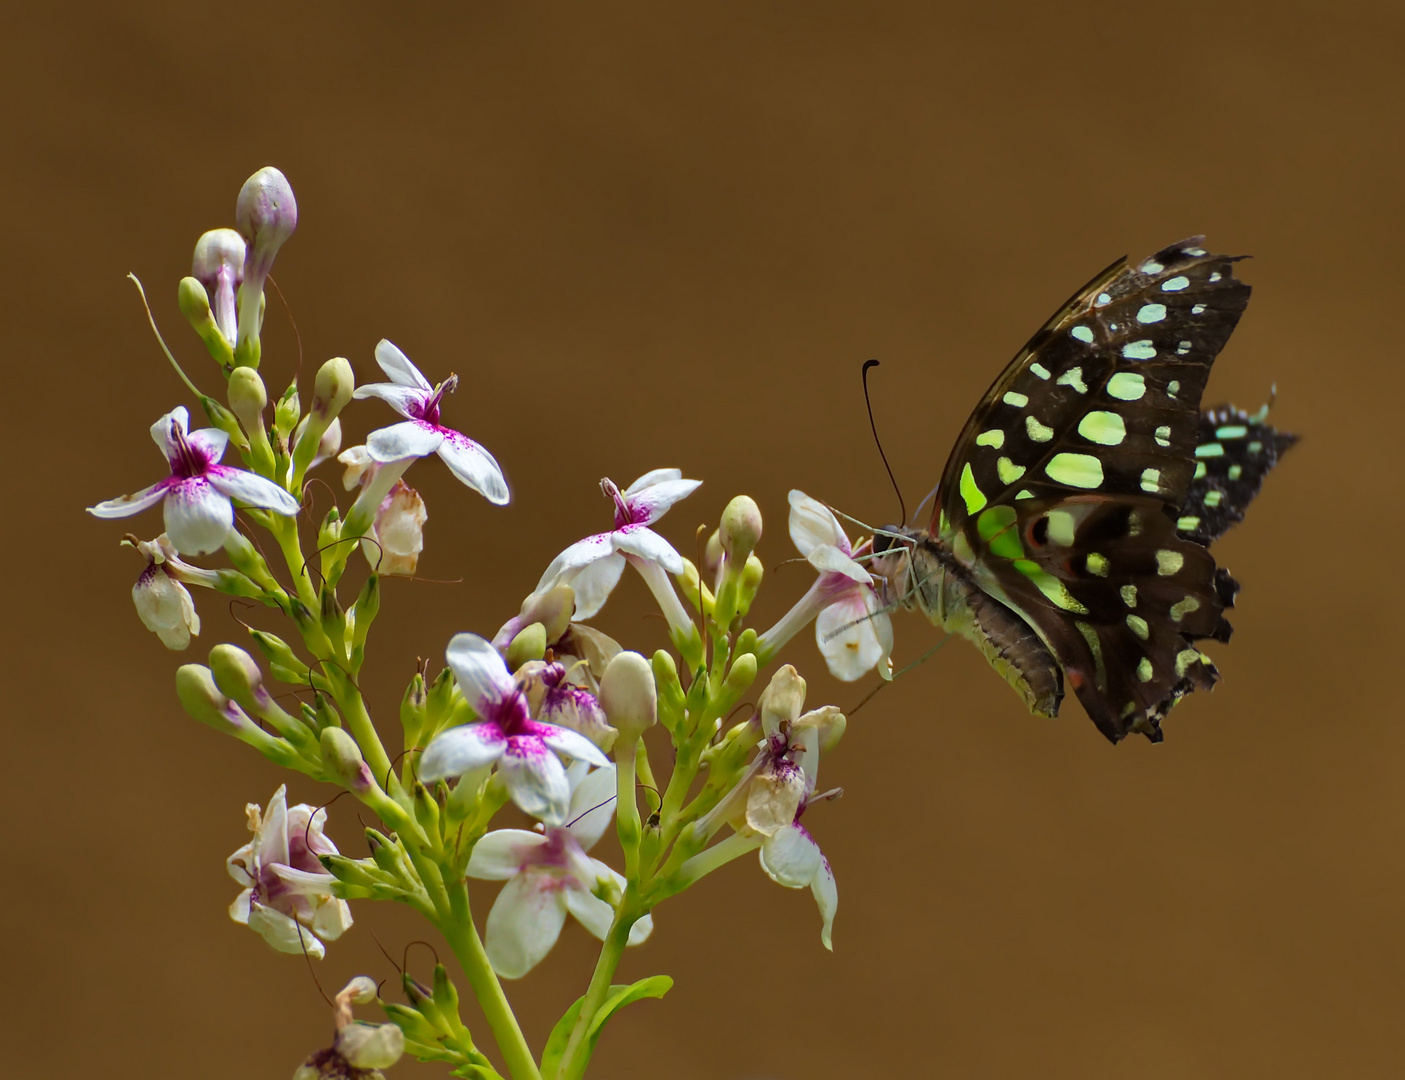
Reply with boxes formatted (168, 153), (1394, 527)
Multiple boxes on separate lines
(418, 723), (508, 783)
(373, 339), (433, 390)
(500, 737), (572, 826)
(623, 478), (701, 525)
(445, 632), (516, 709)
(759, 823), (823, 888)
(812, 851), (838, 950)
(816, 593), (887, 682)
(311, 897), (354, 942)
(88, 479), (171, 519)
(535, 538), (626, 621)
(807, 543), (871, 585)
(484, 871), (568, 978)
(163, 479), (234, 555)
(367, 420), (444, 463)
(436, 429), (509, 505)
(247, 902), (326, 958)
(627, 911), (655, 946)
(353, 382), (427, 420)
(789, 489), (851, 558)
(623, 467), (681, 495)
(566, 765), (617, 851)
(187, 427), (230, 464)
(613, 525), (683, 575)
(536, 723), (611, 768)
(150, 406), (190, 457)
(467, 830), (545, 880)
(207, 466), (302, 515)
(563, 883), (616, 941)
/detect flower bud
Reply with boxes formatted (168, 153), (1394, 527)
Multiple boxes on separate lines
(720, 495), (763, 563)
(650, 649), (686, 732)
(721, 651), (757, 702)
(250, 629), (311, 684)
(274, 380), (302, 444)
(703, 529), (724, 579)
(335, 975), (379, 1022)
(191, 227), (245, 344)
(235, 167), (297, 279)
(227, 366), (268, 438)
(737, 554), (764, 619)
(506, 621), (547, 670)
(313, 356), (355, 420)
(321, 728), (374, 794)
(599, 651), (657, 742)
(335, 1022), (405, 1070)
(175, 664), (251, 733)
(209, 644), (271, 712)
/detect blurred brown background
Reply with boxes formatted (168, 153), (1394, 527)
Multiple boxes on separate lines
(4, 3), (1401, 1077)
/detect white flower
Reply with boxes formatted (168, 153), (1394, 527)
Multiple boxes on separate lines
(130, 535), (200, 649)
(535, 469), (701, 619)
(88, 406), (301, 555)
(418, 634), (609, 826)
(352, 339), (509, 505)
(338, 448), (429, 576)
(756, 491), (892, 681)
(226, 786), (352, 959)
(467, 764), (653, 978)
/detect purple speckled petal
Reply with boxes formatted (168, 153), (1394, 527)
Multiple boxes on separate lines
(789, 489), (850, 558)
(622, 477), (701, 526)
(353, 382), (427, 421)
(373, 339), (434, 390)
(367, 419), (443, 463)
(163, 477), (235, 555)
(208, 466), (302, 516)
(484, 870), (568, 979)
(418, 722), (508, 783)
(535, 723), (610, 769)
(436, 429), (509, 505)
(186, 427), (230, 465)
(467, 829), (544, 881)
(445, 632), (516, 710)
(88, 478), (172, 519)
(499, 737), (572, 826)
(613, 525), (683, 575)
(759, 823), (822, 888)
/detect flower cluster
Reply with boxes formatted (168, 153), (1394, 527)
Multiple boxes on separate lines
(88, 167), (900, 1080)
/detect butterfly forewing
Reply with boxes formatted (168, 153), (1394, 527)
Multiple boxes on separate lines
(933, 238), (1251, 532)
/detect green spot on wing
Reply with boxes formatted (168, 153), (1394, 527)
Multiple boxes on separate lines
(1014, 558), (1089, 614)
(960, 462), (986, 514)
(977, 505), (1023, 560)
(1046, 452), (1104, 489)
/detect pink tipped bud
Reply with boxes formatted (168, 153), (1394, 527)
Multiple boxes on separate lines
(192, 228), (246, 342)
(235, 166), (297, 279)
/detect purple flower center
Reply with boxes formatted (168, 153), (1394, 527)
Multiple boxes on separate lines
(489, 686), (534, 737)
(601, 478), (643, 529)
(168, 422), (212, 479)
(410, 374), (458, 426)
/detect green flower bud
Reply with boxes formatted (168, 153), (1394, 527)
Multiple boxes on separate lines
(209, 643), (269, 710)
(175, 663), (249, 733)
(319, 852), (384, 889)
(227, 366), (267, 425)
(736, 554), (764, 619)
(197, 394), (250, 453)
(506, 622), (547, 671)
(250, 629), (311, 684)
(273, 379), (302, 445)
(720, 495), (762, 563)
(675, 558), (715, 616)
(721, 652), (758, 703)
(178, 276), (236, 369)
(411, 781), (441, 844)
(349, 573), (379, 668)
(400, 672), (428, 747)
(651, 649), (686, 733)
(223, 526), (281, 593)
(321, 727), (374, 793)
(431, 963), (460, 1017)
(600, 651), (657, 743)
(293, 358), (355, 485)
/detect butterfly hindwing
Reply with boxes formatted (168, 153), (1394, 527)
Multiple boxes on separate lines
(1176, 403), (1299, 546)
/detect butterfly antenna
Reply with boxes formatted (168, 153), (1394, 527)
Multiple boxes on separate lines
(862, 359), (907, 525)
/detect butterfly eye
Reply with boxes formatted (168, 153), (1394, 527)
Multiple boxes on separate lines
(872, 529), (899, 555)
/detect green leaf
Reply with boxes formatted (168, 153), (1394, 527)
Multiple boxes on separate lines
(540, 976), (673, 1079)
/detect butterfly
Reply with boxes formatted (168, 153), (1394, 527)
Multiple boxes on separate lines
(871, 238), (1296, 743)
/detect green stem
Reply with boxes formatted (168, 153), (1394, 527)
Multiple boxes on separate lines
(330, 669), (395, 795)
(555, 903), (636, 1080)
(441, 880), (541, 1080)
